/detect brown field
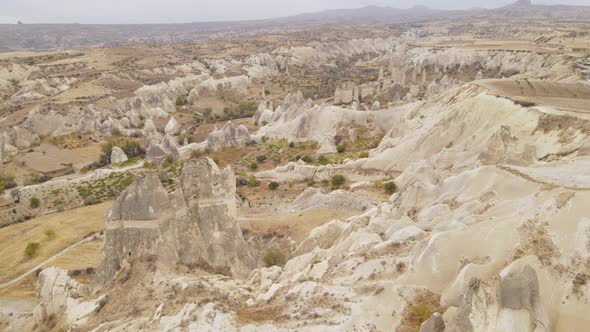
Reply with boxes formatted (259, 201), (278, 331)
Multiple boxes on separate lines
(0, 202), (110, 284)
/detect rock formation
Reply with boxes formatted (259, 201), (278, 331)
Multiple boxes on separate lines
(164, 116), (181, 135)
(95, 158), (256, 287)
(109, 146), (128, 164)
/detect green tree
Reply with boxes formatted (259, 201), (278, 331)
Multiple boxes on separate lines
(30, 197), (40, 208)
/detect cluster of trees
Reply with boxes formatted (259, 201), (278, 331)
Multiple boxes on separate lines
(99, 140), (144, 165)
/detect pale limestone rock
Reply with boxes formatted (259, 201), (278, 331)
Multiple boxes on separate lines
(95, 158), (256, 287)
(110, 146), (128, 164)
(164, 116), (181, 135)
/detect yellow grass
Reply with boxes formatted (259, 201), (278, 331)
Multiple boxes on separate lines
(0, 202), (111, 283)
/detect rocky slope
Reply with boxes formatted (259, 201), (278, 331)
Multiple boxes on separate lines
(12, 75), (588, 331)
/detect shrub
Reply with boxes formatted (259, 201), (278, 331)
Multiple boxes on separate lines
(268, 181), (280, 190)
(318, 155), (330, 165)
(99, 142), (114, 165)
(288, 142), (295, 148)
(336, 144), (346, 153)
(249, 162), (258, 170)
(307, 179), (316, 187)
(384, 181), (398, 195)
(256, 155), (267, 163)
(178, 132), (194, 145)
(162, 155), (174, 168)
(408, 304), (433, 326)
(261, 120), (269, 126)
(83, 195), (99, 206)
(30, 197), (40, 208)
(159, 171), (171, 184)
(175, 96), (189, 106)
(246, 140), (257, 146)
(359, 151), (369, 158)
(121, 140), (143, 158)
(302, 156), (313, 163)
(25, 242), (40, 258)
(45, 228), (56, 239)
(0, 175), (17, 191)
(204, 147), (212, 154)
(247, 177), (260, 187)
(236, 177), (248, 187)
(331, 175), (346, 190)
(111, 128), (122, 136)
(263, 248), (287, 267)
(24, 173), (51, 186)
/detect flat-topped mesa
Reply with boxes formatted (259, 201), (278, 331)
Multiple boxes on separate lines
(94, 158), (256, 288)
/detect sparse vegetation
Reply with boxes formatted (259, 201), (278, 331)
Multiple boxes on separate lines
(176, 96), (189, 106)
(384, 181), (398, 194)
(84, 195), (99, 206)
(256, 155), (268, 163)
(268, 181), (280, 190)
(0, 175), (17, 191)
(25, 242), (40, 258)
(336, 144), (346, 153)
(24, 173), (51, 186)
(249, 162), (258, 170)
(248, 177), (260, 187)
(44, 228), (56, 239)
(318, 155), (330, 165)
(331, 174), (346, 190)
(30, 197), (41, 208)
(263, 248), (287, 267)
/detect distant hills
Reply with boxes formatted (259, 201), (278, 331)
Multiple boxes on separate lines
(1, 0), (589, 52)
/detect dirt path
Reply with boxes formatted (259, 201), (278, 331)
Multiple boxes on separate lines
(0, 233), (98, 289)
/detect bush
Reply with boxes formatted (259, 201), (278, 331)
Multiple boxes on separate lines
(336, 144), (346, 153)
(25, 242), (40, 258)
(268, 181), (280, 190)
(331, 175), (346, 190)
(176, 96), (189, 106)
(0, 175), (17, 191)
(359, 151), (369, 158)
(249, 162), (258, 170)
(247, 177), (260, 187)
(159, 171), (171, 184)
(24, 173), (51, 186)
(246, 140), (257, 146)
(83, 195), (99, 206)
(263, 248), (287, 267)
(384, 181), (398, 194)
(236, 177), (248, 186)
(288, 142), (295, 148)
(302, 156), (313, 163)
(307, 179), (316, 187)
(121, 140), (143, 158)
(318, 155), (330, 165)
(99, 142), (114, 165)
(256, 155), (267, 163)
(30, 197), (40, 208)
(45, 228), (56, 239)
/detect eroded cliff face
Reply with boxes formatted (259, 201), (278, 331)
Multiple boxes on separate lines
(94, 158), (256, 287)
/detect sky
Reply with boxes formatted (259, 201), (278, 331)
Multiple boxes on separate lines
(1, 0), (590, 24)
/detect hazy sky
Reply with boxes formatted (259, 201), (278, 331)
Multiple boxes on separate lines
(1, 0), (590, 24)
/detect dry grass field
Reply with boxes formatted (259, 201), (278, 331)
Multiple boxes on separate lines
(0, 201), (110, 284)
